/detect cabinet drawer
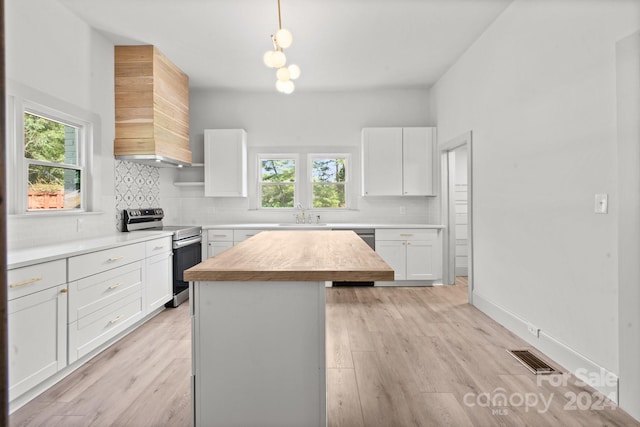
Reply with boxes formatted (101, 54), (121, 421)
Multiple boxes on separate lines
(233, 229), (263, 243)
(207, 229), (233, 241)
(375, 228), (439, 241)
(8, 260), (66, 301)
(146, 237), (172, 256)
(68, 290), (143, 363)
(68, 242), (145, 281)
(68, 261), (144, 323)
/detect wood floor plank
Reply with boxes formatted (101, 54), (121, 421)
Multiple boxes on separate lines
(327, 368), (364, 427)
(326, 304), (355, 369)
(10, 279), (640, 427)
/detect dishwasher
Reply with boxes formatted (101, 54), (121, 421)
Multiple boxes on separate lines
(333, 228), (375, 286)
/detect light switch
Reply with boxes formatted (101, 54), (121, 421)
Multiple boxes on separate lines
(595, 193), (608, 214)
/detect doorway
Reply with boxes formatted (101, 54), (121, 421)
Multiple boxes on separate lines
(439, 132), (473, 303)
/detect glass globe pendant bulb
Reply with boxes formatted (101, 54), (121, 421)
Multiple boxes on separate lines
(263, 51), (275, 68)
(271, 50), (287, 68)
(276, 67), (291, 81)
(275, 79), (287, 93)
(275, 28), (293, 49)
(288, 64), (301, 80)
(282, 80), (295, 94)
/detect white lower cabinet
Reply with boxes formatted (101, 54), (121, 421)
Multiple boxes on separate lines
(8, 237), (176, 410)
(375, 229), (442, 283)
(145, 237), (173, 312)
(206, 229), (234, 258)
(8, 259), (67, 402)
(67, 244), (146, 364)
(232, 229), (263, 244)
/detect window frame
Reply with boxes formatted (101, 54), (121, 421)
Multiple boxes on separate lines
(308, 153), (350, 209)
(22, 108), (86, 212)
(257, 153), (300, 209)
(7, 82), (97, 215)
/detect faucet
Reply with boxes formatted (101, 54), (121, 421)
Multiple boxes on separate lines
(295, 203), (306, 223)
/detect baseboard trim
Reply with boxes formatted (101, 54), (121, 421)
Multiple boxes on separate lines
(473, 292), (619, 403)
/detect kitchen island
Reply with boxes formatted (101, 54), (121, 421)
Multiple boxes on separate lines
(184, 230), (393, 426)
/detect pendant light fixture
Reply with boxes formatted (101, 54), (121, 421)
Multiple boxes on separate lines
(263, 0), (300, 94)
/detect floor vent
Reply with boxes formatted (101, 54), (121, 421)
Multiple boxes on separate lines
(507, 349), (557, 375)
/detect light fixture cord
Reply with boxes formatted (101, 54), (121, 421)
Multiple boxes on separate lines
(277, 0), (282, 30)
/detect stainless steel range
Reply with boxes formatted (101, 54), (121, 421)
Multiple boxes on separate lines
(123, 208), (202, 307)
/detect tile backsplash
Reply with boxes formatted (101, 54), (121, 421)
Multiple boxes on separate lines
(115, 160), (160, 230)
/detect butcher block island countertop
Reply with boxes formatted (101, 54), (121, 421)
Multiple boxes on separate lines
(187, 230), (393, 427)
(184, 230), (394, 282)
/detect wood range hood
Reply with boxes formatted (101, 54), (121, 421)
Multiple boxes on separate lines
(114, 45), (192, 167)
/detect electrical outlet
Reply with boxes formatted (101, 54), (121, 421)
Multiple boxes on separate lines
(527, 323), (540, 338)
(594, 193), (608, 214)
(77, 218), (84, 232)
(399, 206), (406, 215)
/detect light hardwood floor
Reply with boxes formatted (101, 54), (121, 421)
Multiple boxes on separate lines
(10, 279), (640, 426)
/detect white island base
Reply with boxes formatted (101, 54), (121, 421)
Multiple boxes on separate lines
(191, 280), (326, 427)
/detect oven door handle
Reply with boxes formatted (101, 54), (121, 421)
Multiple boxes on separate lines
(173, 235), (203, 250)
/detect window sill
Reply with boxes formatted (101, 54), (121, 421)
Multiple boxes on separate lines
(10, 210), (105, 218)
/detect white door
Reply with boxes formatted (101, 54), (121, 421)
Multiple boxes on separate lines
(8, 284), (67, 401)
(146, 252), (173, 312)
(375, 240), (406, 280)
(208, 241), (233, 258)
(402, 127), (434, 196)
(362, 128), (403, 196)
(406, 241), (441, 280)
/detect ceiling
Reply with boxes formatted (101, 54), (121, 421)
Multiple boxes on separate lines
(58, 0), (513, 92)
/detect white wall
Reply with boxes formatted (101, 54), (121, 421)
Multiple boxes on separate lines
(162, 89), (439, 225)
(616, 30), (640, 420)
(431, 0), (639, 404)
(5, 0), (116, 249)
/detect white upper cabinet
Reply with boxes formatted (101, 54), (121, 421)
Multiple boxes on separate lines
(402, 127), (434, 196)
(361, 127), (435, 196)
(204, 129), (248, 197)
(362, 128), (403, 196)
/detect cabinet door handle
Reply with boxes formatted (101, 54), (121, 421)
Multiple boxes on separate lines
(154, 245), (165, 250)
(399, 234), (413, 237)
(9, 277), (43, 288)
(60, 288), (68, 293)
(108, 256), (125, 262)
(109, 282), (123, 290)
(109, 315), (123, 324)
(212, 234), (227, 238)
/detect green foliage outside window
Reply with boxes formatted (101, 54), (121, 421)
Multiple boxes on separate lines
(312, 158), (346, 208)
(24, 112), (78, 191)
(261, 159), (296, 208)
(24, 112), (81, 209)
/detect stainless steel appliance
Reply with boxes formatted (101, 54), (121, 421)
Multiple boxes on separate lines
(123, 208), (202, 307)
(333, 228), (375, 286)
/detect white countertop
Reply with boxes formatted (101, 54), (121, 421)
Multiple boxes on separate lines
(8, 230), (174, 270)
(203, 223), (445, 230)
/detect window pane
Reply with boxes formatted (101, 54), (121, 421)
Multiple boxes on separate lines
(24, 112), (78, 165)
(261, 159), (295, 183)
(261, 184), (295, 208)
(312, 183), (346, 208)
(28, 165), (81, 210)
(312, 159), (346, 183)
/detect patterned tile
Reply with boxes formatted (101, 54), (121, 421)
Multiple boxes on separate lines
(114, 160), (161, 230)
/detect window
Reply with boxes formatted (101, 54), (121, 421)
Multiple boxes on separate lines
(259, 156), (297, 208)
(310, 156), (347, 208)
(24, 111), (83, 211)
(7, 83), (97, 215)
